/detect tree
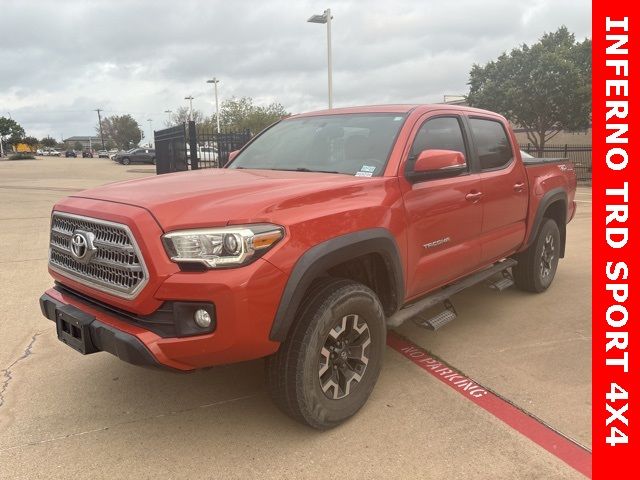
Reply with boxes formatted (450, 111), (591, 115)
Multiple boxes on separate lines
(167, 106), (204, 127)
(0, 116), (25, 151)
(73, 141), (84, 151)
(23, 136), (39, 149)
(219, 97), (289, 134)
(96, 114), (143, 150)
(40, 136), (57, 148)
(467, 26), (591, 151)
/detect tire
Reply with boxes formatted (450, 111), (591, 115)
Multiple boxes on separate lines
(121, 157), (130, 165)
(265, 278), (386, 430)
(151, 157), (156, 165)
(513, 218), (561, 293)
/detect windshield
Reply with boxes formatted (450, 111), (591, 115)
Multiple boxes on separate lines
(229, 113), (407, 176)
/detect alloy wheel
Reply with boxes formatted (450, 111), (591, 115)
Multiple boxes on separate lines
(540, 234), (555, 278)
(318, 314), (371, 400)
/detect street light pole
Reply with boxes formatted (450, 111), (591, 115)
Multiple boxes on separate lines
(206, 78), (221, 133)
(184, 96), (194, 122)
(307, 8), (333, 109)
(147, 119), (153, 148)
(326, 9), (333, 109)
(94, 108), (105, 149)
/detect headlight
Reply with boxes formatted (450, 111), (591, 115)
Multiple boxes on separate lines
(162, 224), (284, 268)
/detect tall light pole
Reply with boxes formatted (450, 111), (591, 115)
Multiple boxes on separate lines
(94, 108), (105, 149)
(206, 78), (221, 133)
(164, 109), (173, 125)
(307, 8), (333, 109)
(147, 119), (153, 147)
(184, 96), (195, 122)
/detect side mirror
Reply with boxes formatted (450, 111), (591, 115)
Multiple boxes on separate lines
(410, 149), (467, 180)
(228, 150), (240, 162)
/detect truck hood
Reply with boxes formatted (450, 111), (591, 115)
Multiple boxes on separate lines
(70, 168), (378, 231)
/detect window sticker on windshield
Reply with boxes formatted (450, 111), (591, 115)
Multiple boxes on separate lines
(360, 165), (376, 173)
(355, 171), (373, 177)
(394, 116), (403, 121)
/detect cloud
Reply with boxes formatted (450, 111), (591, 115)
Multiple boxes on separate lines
(0, 0), (591, 138)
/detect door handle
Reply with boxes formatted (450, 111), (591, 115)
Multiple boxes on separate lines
(465, 191), (483, 202)
(513, 182), (526, 192)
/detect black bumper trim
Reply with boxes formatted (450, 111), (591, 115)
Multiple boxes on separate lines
(52, 283), (216, 338)
(40, 293), (163, 369)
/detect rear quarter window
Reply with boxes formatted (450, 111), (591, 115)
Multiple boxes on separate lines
(469, 118), (513, 170)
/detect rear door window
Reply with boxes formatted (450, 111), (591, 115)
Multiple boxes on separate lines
(468, 118), (513, 170)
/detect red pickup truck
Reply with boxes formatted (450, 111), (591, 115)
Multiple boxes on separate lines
(40, 104), (577, 429)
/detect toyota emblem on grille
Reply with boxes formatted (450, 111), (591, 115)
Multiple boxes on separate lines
(70, 230), (96, 264)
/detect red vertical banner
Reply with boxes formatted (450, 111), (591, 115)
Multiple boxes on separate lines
(593, 1), (636, 477)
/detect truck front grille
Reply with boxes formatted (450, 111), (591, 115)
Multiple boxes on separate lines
(48, 212), (148, 299)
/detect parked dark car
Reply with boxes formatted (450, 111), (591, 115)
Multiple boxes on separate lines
(65, 150), (77, 158)
(114, 148), (155, 165)
(82, 150), (94, 158)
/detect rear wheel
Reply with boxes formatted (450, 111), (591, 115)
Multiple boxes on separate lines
(513, 218), (561, 292)
(151, 157), (156, 165)
(265, 278), (386, 429)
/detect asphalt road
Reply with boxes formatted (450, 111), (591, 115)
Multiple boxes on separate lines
(0, 156), (591, 479)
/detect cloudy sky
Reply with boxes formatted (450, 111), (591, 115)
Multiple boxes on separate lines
(0, 0), (591, 141)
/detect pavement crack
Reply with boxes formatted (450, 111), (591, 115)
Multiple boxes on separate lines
(0, 393), (258, 452)
(0, 331), (45, 408)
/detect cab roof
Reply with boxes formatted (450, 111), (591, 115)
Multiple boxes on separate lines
(292, 103), (500, 118)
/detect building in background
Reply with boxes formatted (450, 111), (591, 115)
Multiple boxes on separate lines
(62, 136), (102, 149)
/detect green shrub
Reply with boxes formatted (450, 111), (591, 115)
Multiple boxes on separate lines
(7, 153), (36, 160)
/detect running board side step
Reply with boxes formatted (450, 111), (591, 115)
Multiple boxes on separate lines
(386, 259), (517, 328)
(414, 300), (457, 330)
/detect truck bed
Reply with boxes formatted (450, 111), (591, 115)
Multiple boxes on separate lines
(522, 157), (568, 166)
(522, 157), (569, 167)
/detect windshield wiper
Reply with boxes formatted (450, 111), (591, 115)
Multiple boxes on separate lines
(271, 167), (342, 174)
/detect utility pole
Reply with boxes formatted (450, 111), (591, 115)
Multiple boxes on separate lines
(94, 109), (105, 149)
(184, 96), (195, 122)
(164, 110), (173, 126)
(206, 78), (221, 133)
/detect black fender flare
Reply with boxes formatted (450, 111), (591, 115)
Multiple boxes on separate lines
(524, 187), (568, 257)
(269, 228), (405, 341)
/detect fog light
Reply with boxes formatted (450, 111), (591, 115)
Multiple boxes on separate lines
(194, 309), (212, 328)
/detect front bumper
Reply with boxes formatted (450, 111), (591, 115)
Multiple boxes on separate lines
(40, 292), (163, 369)
(41, 259), (287, 371)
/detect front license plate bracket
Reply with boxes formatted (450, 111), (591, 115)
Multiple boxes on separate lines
(55, 304), (98, 355)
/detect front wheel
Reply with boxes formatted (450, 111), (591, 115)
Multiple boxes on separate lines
(265, 278), (386, 429)
(513, 218), (561, 292)
(121, 157), (130, 165)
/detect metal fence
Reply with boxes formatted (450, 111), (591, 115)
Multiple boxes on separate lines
(154, 124), (189, 174)
(196, 127), (252, 169)
(154, 121), (252, 174)
(520, 143), (592, 184)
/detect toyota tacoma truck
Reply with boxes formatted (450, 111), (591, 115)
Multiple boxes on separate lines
(40, 104), (577, 429)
